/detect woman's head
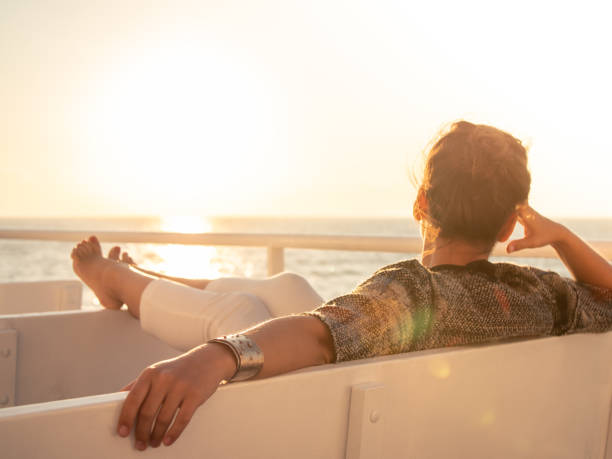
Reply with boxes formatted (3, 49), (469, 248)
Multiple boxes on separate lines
(415, 121), (531, 247)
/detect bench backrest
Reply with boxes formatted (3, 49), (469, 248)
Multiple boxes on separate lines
(0, 280), (82, 314)
(0, 309), (610, 458)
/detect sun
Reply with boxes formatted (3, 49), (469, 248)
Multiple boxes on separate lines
(75, 41), (288, 216)
(132, 215), (222, 279)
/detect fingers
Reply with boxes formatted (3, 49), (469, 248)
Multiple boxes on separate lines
(507, 237), (533, 254)
(516, 204), (544, 228)
(117, 346), (222, 449)
(163, 400), (198, 447)
(149, 392), (183, 447)
(120, 379), (137, 392)
(133, 380), (167, 450)
(515, 201), (530, 212)
(118, 368), (197, 450)
(509, 204), (562, 254)
(117, 372), (152, 441)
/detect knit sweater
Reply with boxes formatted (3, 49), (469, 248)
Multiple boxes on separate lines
(308, 259), (612, 362)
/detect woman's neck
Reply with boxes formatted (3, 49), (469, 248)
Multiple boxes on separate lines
(420, 232), (491, 268)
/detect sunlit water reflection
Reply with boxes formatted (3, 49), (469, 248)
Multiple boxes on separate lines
(1, 216), (610, 310)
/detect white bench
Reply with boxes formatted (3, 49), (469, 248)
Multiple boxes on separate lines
(0, 280), (82, 314)
(0, 308), (610, 459)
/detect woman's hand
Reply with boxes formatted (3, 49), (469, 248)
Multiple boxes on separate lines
(508, 204), (612, 289)
(117, 315), (334, 450)
(506, 204), (567, 253)
(117, 343), (236, 450)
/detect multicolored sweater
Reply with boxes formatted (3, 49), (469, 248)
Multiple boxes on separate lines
(308, 259), (612, 362)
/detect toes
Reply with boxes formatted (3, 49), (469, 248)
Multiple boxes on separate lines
(73, 238), (103, 259)
(108, 246), (121, 261)
(121, 252), (135, 265)
(76, 243), (87, 258)
(83, 242), (94, 257)
(88, 236), (103, 256)
(75, 240), (86, 253)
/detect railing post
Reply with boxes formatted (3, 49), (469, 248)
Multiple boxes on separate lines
(267, 247), (285, 276)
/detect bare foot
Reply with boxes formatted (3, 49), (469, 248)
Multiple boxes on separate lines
(108, 246), (121, 261)
(72, 236), (124, 310)
(108, 246), (136, 265)
(121, 251), (135, 265)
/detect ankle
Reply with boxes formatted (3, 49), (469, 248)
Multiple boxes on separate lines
(111, 264), (146, 319)
(100, 262), (127, 305)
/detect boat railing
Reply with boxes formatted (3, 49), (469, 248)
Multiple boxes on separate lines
(1, 229), (611, 276)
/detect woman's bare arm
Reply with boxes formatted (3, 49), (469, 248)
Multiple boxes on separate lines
(117, 315), (334, 450)
(507, 205), (612, 289)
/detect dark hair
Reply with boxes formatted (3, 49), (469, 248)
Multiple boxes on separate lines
(418, 121), (531, 246)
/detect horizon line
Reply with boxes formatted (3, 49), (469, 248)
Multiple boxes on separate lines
(1, 213), (611, 221)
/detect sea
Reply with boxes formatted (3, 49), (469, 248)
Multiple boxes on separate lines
(1, 216), (612, 309)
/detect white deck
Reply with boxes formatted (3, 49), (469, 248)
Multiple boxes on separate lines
(0, 307), (611, 458)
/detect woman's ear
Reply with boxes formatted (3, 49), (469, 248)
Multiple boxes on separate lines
(413, 188), (428, 221)
(497, 212), (518, 243)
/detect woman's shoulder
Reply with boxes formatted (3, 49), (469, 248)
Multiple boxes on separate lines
(429, 260), (582, 300)
(355, 259), (430, 290)
(362, 258), (575, 293)
(431, 259), (555, 278)
(365, 258), (554, 281)
(373, 258), (553, 278)
(368, 258), (431, 280)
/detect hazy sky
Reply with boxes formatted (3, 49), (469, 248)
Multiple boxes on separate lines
(1, 0), (611, 218)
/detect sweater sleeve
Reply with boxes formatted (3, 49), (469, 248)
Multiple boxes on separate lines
(567, 281), (612, 333)
(305, 261), (435, 362)
(534, 269), (612, 335)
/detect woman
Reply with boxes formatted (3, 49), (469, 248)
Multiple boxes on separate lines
(71, 121), (612, 451)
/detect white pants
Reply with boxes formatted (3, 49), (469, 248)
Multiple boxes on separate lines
(140, 273), (324, 351)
